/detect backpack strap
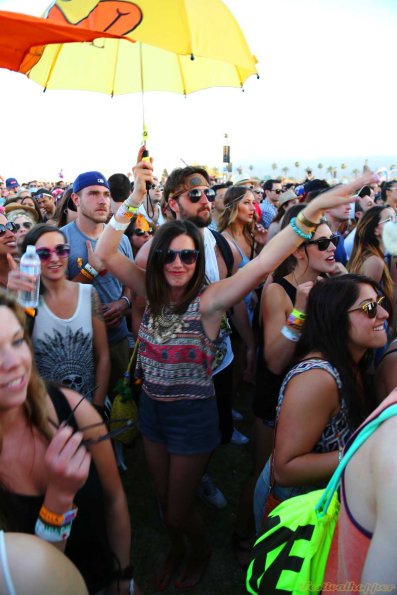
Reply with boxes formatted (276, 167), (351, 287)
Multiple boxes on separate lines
(210, 229), (234, 278)
(316, 402), (397, 516)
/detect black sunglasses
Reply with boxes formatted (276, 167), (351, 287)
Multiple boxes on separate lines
(14, 221), (33, 231)
(307, 234), (340, 251)
(348, 296), (386, 319)
(173, 188), (216, 203)
(36, 243), (71, 261)
(0, 222), (17, 236)
(133, 228), (154, 236)
(273, 189), (282, 194)
(157, 248), (199, 265)
(151, 184), (164, 191)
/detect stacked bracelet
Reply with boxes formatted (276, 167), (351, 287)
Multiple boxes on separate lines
(35, 505), (78, 543)
(81, 268), (94, 281)
(290, 217), (313, 241)
(84, 263), (98, 279)
(287, 308), (306, 333)
(117, 203), (139, 220)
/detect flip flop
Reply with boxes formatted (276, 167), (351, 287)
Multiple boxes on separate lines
(175, 551), (212, 591)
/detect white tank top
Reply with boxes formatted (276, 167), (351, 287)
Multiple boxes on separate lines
(32, 284), (96, 398)
(0, 532), (16, 595)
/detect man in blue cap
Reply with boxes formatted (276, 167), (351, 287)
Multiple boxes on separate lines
(61, 171), (133, 405)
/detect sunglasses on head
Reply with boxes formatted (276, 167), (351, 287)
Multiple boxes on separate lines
(348, 295), (386, 319)
(157, 248), (199, 265)
(307, 234), (340, 251)
(133, 228), (154, 236)
(174, 188), (216, 203)
(0, 222), (17, 236)
(35, 193), (52, 200)
(14, 221), (33, 231)
(35, 243), (70, 261)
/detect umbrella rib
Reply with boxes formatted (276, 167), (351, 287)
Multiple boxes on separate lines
(111, 38), (120, 97)
(176, 53), (187, 96)
(43, 43), (64, 90)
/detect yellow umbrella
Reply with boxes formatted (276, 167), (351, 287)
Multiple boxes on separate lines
(19, 0), (258, 95)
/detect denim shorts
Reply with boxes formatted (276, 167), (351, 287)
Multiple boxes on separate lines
(138, 391), (221, 455)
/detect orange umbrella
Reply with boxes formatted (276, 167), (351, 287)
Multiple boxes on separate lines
(0, 10), (126, 72)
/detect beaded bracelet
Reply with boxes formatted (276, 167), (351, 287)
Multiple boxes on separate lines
(281, 325), (301, 342)
(290, 217), (313, 241)
(287, 314), (305, 329)
(39, 504), (78, 527)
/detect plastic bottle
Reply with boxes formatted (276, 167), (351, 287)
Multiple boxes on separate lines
(18, 245), (41, 308)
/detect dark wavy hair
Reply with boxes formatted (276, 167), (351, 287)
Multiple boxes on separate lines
(163, 166), (210, 202)
(296, 274), (390, 428)
(146, 220), (205, 316)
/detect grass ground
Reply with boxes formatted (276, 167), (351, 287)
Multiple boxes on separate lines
(122, 383), (255, 595)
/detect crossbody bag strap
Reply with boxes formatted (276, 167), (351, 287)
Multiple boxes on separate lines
(316, 402), (397, 516)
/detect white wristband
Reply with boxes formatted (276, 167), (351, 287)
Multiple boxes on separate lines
(109, 216), (130, 232)
(281, 325), (301, 342)
(84, 263), (98, 278)
(35, 517), (73, 542)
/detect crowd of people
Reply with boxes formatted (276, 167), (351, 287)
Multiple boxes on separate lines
(0, 161), (397, 593)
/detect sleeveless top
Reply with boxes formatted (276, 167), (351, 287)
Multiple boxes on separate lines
(4, 385), (114, 594)
(324, 395), (397, 588)
(277, 358), (352, 453)
(0, 532), (15, 595)
(32, 284), (95, 399)
(137, 293), (218, 401)
(253, 278), (297, 421)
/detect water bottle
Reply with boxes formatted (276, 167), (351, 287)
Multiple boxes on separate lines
(18, 245), (41, 308)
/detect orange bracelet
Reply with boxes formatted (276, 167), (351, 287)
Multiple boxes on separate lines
(39, 504), (78, 527)
(80, 268), (93, 281)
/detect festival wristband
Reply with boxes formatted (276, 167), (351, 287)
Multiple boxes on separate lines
(80, 268), (94, 281)
(291, 308), (306, 321)
(109, 216), (130, 232)
(35, 518), (73, 542)
(84, 263), (98, 279)
(281, 325), (301, 342)
(39, 504), (78, 527)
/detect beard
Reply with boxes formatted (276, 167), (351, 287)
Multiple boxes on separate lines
(187, 214), (211, 228)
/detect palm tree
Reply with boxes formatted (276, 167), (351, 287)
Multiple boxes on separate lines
(249, 165), (254, 174)
(282, 166), (289, 178)
(318, 163), (324, 177)
(352, 168), (360, 178)
(236, 165), (243, 176)
(327, 166), (334, 177)
(294, 161), (300, 179)
(271, 163), (278, 176)
(341, 163), (347, 174)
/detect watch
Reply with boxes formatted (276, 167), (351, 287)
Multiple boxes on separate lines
(108, 216), (130, 232)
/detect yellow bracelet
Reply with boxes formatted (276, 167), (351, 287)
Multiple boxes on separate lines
(39, 504), (78, 527)
(297, 211), (321, 231)
(80, 268), (93, 281)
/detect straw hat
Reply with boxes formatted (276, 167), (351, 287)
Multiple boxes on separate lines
(4, 202), (39, 223)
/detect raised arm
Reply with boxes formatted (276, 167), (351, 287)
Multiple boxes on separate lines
(200, 173), (377, 335)
(95, 147), (152, 296)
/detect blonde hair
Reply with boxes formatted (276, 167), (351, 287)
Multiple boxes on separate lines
(0, 291), (51, 445)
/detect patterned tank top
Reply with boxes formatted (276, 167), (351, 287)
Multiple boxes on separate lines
(277, 358), (352, 452)
(136, 293), (218, 402)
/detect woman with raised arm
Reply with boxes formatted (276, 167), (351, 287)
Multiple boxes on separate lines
(0, 292), (139, 595)
(253, 274), (389, 532)
(95, 147), (376, 591)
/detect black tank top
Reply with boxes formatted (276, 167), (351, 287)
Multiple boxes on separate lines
(252, 278), (297, 421)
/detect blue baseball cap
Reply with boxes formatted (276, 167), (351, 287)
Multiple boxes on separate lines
(73, 171), (109, 194)
(6, 178), (19, 189)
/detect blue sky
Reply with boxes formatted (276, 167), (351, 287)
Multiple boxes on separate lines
(0, 0), (396, 182)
